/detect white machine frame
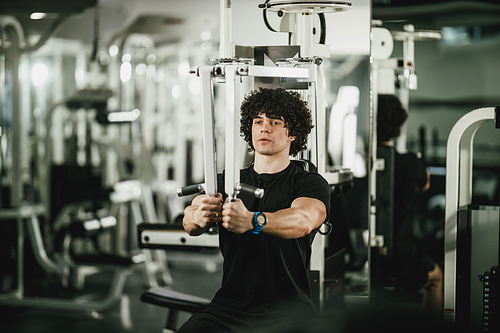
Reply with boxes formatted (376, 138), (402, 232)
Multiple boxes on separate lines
(144, 0), (354, 311)
(444, 106), (498, 323)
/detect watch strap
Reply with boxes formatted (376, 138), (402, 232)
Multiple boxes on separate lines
(252, 212), (265, 234)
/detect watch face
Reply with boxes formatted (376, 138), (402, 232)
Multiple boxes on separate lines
(256, 213), (267, 226)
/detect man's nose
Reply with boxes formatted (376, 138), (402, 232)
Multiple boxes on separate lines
(261, 121), (271, 132)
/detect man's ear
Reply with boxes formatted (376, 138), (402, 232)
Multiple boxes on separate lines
(287, 136), (296, 143)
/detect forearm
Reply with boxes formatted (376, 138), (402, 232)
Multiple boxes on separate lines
(221, 197), (327, 239)
(262, 206), (323, 239)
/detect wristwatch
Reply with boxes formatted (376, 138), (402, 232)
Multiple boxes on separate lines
(252, 212), (267, 234)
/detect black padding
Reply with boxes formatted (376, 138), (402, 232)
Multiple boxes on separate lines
(496, 106), (499, 128)
(141, 288), (210, 313)
(291, 159), (318, 173)
(138, 222), (185, 232)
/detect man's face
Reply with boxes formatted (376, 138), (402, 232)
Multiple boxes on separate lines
(251, 113), (295, 156)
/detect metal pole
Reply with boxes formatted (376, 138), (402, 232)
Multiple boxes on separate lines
(219, 0), (232, 59)
(200, 67), (217, 197)
(224, 65), (240, 201)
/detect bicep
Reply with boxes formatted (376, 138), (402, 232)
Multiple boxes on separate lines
(291, 197), (328, 230)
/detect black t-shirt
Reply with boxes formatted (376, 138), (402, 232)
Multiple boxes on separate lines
(212, 161), (331, 318)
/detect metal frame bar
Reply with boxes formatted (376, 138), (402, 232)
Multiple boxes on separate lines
(141, 230), (219, 248)
(444, 107), (496, 323)
(244, 64), (309, 79)
(224, 65), (242, 201)
(200, 67), (218, 197)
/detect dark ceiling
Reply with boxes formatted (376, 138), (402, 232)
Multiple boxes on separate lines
(0, 0), (98, 14)
(372, 0), (500, 29)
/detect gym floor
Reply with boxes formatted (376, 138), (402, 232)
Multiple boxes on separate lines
(0, 250), (223, 333)
(0, 249), (472, 333)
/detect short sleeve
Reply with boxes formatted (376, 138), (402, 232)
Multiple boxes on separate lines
(295, 172), (331, 223)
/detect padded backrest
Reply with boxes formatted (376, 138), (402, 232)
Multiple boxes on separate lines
(375, 145), (395, 260)
(291, 159), (318, 173)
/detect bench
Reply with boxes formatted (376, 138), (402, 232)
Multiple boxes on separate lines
(141, 287), (211, 332)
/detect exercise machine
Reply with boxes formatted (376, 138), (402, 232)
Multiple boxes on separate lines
(138, 1), (354, 331)
(444, 106), (499, 330)
(369, 21), (441, 306)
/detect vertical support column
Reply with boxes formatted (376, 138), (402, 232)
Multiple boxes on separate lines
(199, 68), (217, 197)
(174, 46), (191, 188)
(219, 0), (232, 59)
(316, 65), (326, 175)
(310, 64), (325, 311)
(397, 25), (416, 153)
(224, 65), (240, 201)
(402, 25), (416, 90)
(301, 11), (314, 59)
(10, 35), (22, 208)
(307, 85), (317, 168)
(143, 49), (157, 151)
(458, 127), (477, 208)
(0, 22), (25, 294)
(368, 65), (379, 301)
(369, 68), (379, 246)
(397, 34), (412, 153)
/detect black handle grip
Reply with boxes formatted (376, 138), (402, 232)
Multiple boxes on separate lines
(177, 184), (204, 197)
(237, 183), (264, 198)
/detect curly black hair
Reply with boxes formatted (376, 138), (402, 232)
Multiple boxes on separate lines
(240, 88), (313, 156)
(377, 94), (408, 144)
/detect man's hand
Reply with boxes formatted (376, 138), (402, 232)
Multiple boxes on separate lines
(221, 198), (254, 234)
(183, 193), (223, 236)
(193, 193), (223, 227)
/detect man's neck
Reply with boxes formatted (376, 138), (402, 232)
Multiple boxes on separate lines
(253, 153), (291, 174)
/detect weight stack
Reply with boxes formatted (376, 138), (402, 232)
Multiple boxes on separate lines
(483, 266), (500, 332)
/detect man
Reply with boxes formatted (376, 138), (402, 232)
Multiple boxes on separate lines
(178, 88), (331, 332)
(377, 94), (443, 316)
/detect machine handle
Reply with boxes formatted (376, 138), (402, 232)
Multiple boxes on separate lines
(237, 183), (264, 199)
(177, 183), (204, 197)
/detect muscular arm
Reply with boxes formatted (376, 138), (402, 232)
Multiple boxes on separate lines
(183, 193), (223, 236)
(221, 197), (327, 239)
